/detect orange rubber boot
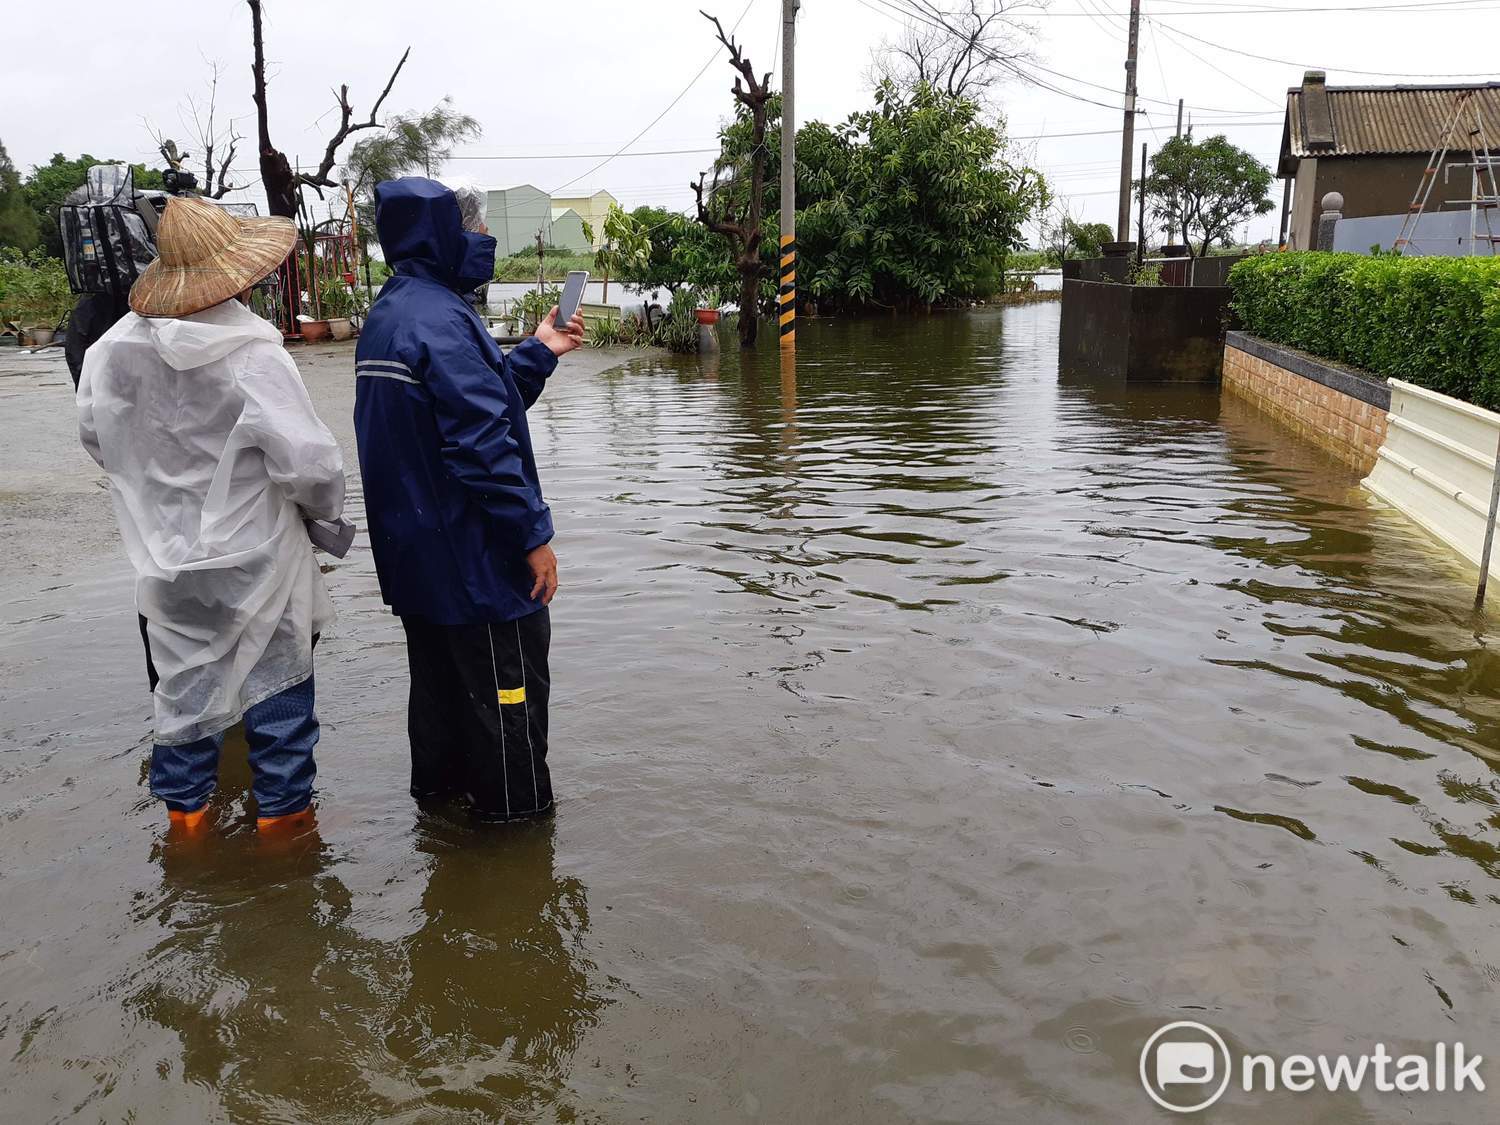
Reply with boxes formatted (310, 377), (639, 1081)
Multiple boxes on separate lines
(167, 807), (210, 835)
(256, 806), (316, 833)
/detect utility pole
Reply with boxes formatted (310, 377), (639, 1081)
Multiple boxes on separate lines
(1175, 98), (1184, 139)
(779, 0), (800, 349)
(535, 228), (545, 314)
(1116, 0), (1141, 243)
(1137, 142), (1147, 266)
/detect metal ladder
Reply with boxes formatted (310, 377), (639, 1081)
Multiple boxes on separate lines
(1393, 89), (1500, 257)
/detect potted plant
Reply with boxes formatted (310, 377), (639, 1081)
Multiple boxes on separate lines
(317, 277), (360, 341)
(298, 315), (332, 343)
(513, 283), (561, 336)
(0, 251), (74, 346)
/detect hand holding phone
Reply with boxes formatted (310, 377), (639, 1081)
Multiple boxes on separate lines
(536, 305), (586, 357)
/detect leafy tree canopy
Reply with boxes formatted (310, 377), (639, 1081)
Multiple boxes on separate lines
(341, 99), (480, 245)
(0, 140), (38, 252)
(1144, 135), (1273, 259)
(1064, 218), (1113, 260)
(620, 206), (740, 303)
(342, 99), (480, 194)
(794, 81), (1049, 310)
(592, 203), (651, 302)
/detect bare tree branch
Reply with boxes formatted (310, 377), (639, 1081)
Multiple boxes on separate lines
(693, 9), (774, 348)
(298, 46), (411, 191)
(872, 0), (1046, 104)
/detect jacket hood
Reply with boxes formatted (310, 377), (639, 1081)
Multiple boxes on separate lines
(375, 177), (495, 293)
(145, 298), (282, 371)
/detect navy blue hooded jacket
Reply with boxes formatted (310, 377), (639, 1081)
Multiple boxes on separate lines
(354, 177), (558, 625)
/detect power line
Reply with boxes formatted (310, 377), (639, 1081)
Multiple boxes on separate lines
(1148, 15), (1500, 78)
(876, 0), (1277, 116)
(447, 147), (718, 162)
(1145, 17), (1284, 111)
(549, 0), (759, 195)
(1023, 0), (1500, 15)
(857, 0), (1135, 110)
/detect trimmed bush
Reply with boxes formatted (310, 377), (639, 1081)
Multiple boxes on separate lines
(1228, 252), (1500, 410)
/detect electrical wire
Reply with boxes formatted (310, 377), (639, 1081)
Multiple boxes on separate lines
(1022, 0), (1500, 15)
(441, 146), (717, 162)
(875, 0), (1279, 116)
(855, 0), (1129, 109)
(1148, 14), (1500, 78)
(549, 0), (759, 195)
(447, 148), (718, 162)
(1144, 17), (1284, 111)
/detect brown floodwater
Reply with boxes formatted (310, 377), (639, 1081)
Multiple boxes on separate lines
(3, 305), (1500, 1122)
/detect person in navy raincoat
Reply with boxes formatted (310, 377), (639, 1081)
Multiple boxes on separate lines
(354, 177), (584, 822)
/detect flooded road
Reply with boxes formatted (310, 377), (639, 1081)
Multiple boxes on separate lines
(3, 304), (1500, 1122)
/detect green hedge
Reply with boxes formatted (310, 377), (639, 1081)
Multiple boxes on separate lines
(1228, 252), (1500, 410)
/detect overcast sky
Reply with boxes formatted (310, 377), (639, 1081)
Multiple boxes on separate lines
(4, 0), (1494, 246)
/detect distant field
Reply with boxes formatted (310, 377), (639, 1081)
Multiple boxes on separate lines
(494, 253), (595, 282)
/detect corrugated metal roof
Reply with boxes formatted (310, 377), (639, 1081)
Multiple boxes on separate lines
(1286, 84), (1500, 158)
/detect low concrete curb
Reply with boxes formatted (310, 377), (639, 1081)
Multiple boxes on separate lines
(1225, 331), (1390, 411)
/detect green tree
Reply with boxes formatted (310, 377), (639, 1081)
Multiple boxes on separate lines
(592, 203), (651, 304)
(1039, 203), (1112, 263)
(620, 206), (729, 298)
(794, 81), (1048, 310)
(1144, 135), (1273, 259)
(0, 141), (38, 251)
(341, 98), (482, 247)
(1064, 218), (1113, 260)
(23, 154), (164, 258)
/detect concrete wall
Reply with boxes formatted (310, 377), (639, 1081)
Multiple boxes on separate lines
(1365, 380), (1500, 580)
(1334, 209), (1497, 256)
(1059, 279), (1132, 378)
(1064, 255), (1244, 286)
(1222, 331), (1389, 473)
(1059, 279), (1230, 383)
(1062, 257), (1130, 283)
(1289, 159), (1318, 250)
(1287, 154), (1466, 249)
(1226, 331), (1500, 580)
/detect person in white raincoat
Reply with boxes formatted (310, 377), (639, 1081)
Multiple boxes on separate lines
(77, 195), (346, 835)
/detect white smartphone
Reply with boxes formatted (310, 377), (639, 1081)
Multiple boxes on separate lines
(556, 270), (589, 325)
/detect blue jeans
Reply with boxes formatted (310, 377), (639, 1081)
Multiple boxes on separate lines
(149, 675), (319, 818)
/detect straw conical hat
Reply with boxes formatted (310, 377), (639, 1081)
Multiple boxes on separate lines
(130, 196), (297, 318)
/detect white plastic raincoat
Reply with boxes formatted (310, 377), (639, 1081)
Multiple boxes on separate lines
(77, 298), (345, 745)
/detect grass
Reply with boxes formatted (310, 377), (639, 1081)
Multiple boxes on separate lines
(361, 252), (597, 285)
(493, 252), (596, 282)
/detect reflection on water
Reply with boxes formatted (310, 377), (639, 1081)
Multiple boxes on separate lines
(3, 305), (1500, 1121)
(125, 736), (604, 1121)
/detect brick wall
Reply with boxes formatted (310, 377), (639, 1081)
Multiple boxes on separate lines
(1222, 343), (1388, 474)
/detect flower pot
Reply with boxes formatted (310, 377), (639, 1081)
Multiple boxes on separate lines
(695, 308), (720, 325)
(30, 327), (55, 346)
(327, 317), (354, 341)
(300, 319), (332, 342)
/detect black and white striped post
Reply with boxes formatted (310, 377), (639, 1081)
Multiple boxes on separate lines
(779, 0), (799, 351)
